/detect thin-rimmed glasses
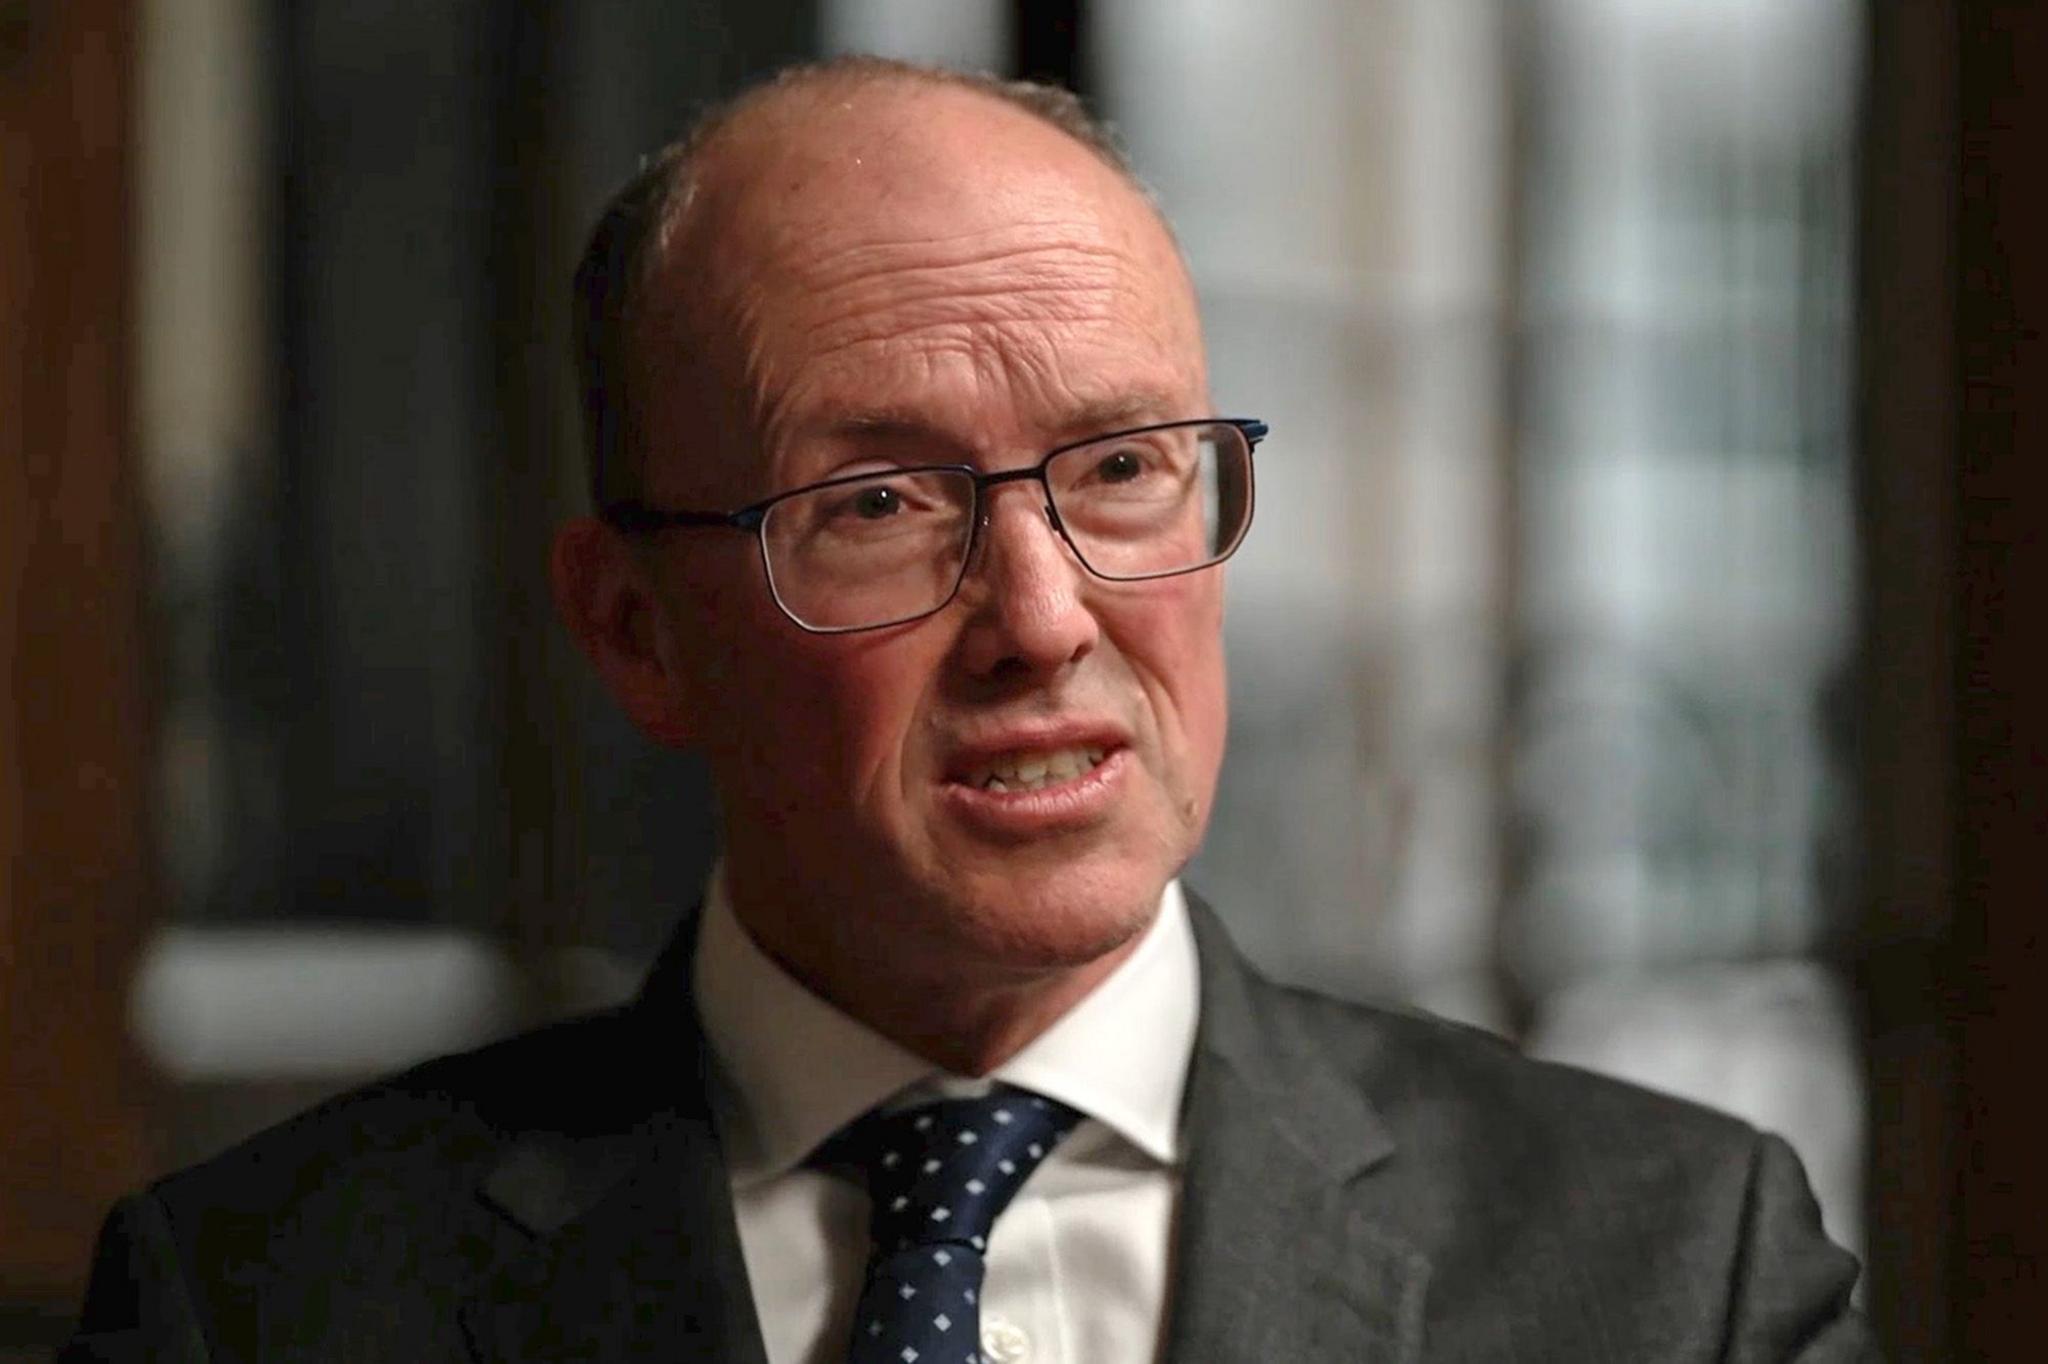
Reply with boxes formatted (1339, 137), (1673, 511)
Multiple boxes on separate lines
(602, 417), (1265, 634)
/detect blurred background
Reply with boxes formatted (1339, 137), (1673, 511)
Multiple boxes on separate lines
(2, 0), (2041, 1357)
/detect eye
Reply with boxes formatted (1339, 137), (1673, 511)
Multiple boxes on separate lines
(849, 485), (902, 519)
(1095, 448), (1146, 483)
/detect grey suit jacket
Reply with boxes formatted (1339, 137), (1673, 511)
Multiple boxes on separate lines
(65, 898), (1878, 1361)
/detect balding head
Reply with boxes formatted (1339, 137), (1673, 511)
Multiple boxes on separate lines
(551, 58), (1232, 1067)
(572, 57), (1189, 512)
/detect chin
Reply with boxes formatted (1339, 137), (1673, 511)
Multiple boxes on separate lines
(920, 857), (1170, 975)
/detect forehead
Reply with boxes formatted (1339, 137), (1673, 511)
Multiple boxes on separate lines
(643, 81), (1206, 492)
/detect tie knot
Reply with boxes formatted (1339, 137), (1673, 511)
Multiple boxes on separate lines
(820, 1085), (1083, 1253)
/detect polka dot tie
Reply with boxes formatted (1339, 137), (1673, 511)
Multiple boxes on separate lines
(815, 1085), (1083, 1364)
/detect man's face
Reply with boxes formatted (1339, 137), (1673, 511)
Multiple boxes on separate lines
(638, 84), (1229, 982)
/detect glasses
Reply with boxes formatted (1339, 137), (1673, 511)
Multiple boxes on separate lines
(603, 417), (1265, 634)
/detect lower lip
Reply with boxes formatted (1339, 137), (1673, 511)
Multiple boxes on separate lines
(939, 748), (1129, 838)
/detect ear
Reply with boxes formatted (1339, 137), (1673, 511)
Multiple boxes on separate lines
(550, 516), (698, 747)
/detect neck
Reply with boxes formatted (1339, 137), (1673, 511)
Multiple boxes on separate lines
(722, 876), (1153, 1076)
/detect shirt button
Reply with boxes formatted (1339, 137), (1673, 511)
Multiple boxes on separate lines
(980, 1316), (1031, 1362)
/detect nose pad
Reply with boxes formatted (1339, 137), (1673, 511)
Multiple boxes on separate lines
(963, 497), (1078, 596)
(974, 502), (1059, 529)
(969, 501), (1065, 568)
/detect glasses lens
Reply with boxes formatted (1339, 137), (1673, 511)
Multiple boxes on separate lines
(759, 468), (977, 630)
(1047, 421), (1254, 579)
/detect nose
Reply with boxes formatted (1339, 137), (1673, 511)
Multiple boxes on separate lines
(950, 486), (1099, 681)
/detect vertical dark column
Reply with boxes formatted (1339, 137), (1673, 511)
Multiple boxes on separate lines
(1491, 2), (1540, 1037)
(1854, 3), (1960, 1357)
(1011, 0), (1089, 96)
(1859, 1), (2048, 1356)
(479, 0), (580, 996)
(1952, 1), (2047, 1355)
(0, 0), (155, 1312)
(267, 0), (501, 927)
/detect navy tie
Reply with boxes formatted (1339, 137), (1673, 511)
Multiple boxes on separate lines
(817, 1085), (1083, 1364)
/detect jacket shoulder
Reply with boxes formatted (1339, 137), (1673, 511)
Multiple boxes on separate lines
(1183, 892), (1758, 1161)
(113, 1002), (679, 1361)
(1234, 973), (1872, 1356)
(1254, 969), (1762, 1160)
(150, 1002), (661, 1219)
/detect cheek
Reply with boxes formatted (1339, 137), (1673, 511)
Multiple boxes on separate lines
(679, 566), (836, 789)
(817, 644), (938, 779)
(1122, 581), (1229, 775)
(719, 625), (945, 801)
(1174, 633), (1231, 794)
(1172, 602), (1232, 837)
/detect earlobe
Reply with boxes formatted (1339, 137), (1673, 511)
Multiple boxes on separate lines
(549, 517), (698, 747)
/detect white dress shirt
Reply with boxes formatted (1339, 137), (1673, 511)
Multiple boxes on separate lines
(692, 872), (1201, 1364)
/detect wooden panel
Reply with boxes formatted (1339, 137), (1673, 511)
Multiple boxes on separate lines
(1854, 2), (1960, 1355)
(1862, 3), (2048, 1356)
(0, 0), (157, 1304)
(1954, 1), (2048, 1354)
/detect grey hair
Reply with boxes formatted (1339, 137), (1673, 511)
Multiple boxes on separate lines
(571, 55), (1150, 511)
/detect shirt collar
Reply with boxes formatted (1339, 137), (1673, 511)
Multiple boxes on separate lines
(692, 868), (1200, 1187)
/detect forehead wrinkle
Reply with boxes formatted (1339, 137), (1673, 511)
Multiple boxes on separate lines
(755, 313), (1183, 464)
(801, 274), (1130, 374)
(729, 250), (1179, 445)
(787, 221), (1132, 294)
(754, 324), (1056, 450)
(767, 235), (1139, 351)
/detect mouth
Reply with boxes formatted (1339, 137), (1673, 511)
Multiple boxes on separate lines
(959, 744), (1112, 794)
(939, 729), (1132, 836)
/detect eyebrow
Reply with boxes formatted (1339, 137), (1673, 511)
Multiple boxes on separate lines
(823, 391), (1188, 449)
(828, 414), (970, 449)
(1057, 391), (1187, 435)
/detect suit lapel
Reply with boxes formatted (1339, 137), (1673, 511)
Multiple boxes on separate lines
(459, 917), (770, 1364)
(1162, 901), (1430, 1364)
(454, 897), (1428, 1362)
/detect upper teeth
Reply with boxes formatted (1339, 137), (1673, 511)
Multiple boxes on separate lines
(970, 746), (1106, 792)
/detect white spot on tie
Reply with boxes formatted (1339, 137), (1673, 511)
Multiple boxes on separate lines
(891, 1195), (909, 1212)
(957, 1130), (978, 1145)
(969, 1236), (985, 1251)
(935, 1313), (952, 1332)
(997, 1160), (1015, 1175)
(915, 1115), (933, 1132)
(966, 1179), (985, 1194)
(900, 1284), (917, 1300)
(1027, 1144), (1042, 1159)
(993, 1109), (1012, 1124)
(924, 1158), (942, 1174)
(931, 1206), (951, 1222)
(901, 1349), (918, 1363)
(869, 1320), (884, 1337)
(933, 1249), (952, 1266)
(882, 1151), (900, 1168)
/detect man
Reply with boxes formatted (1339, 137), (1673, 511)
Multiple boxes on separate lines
(67, 57), (1876, 1362)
